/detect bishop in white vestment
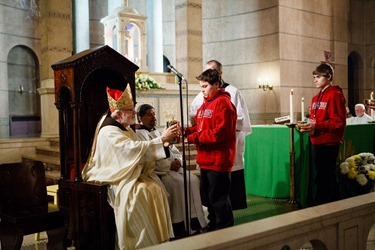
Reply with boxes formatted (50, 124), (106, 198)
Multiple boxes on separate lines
(82, 85), (179, 249)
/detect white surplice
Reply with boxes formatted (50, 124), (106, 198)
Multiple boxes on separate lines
(82, 123), (173, 250)
(136, 128), (208, 231)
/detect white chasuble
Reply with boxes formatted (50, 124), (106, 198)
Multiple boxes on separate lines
(82, 125), (173, 249)
(136, 128), (208, 231)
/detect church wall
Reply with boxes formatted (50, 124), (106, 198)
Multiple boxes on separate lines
(278, 0), (349, 124)
(0, 1), (41, 138)
(279, 1), (337, 123)
(348, 0), (372, 108)
(364, 0), (375, 100)
(202, 0), (279, 124)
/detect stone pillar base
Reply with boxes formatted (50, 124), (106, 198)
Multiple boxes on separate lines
(38, 79), (58, 138)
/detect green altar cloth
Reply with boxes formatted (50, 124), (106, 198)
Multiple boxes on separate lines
(244, 124), (375, 208)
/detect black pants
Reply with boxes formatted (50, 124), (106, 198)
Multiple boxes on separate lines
(229, 169), (247, 210)
(200, 169), (234, 231)
(312, 144), (340, 206)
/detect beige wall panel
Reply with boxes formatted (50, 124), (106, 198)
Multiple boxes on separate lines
(205, 34), (279, 67)
(203, 0), (278, 18)
(226, 61), (280, 90)
(280, 7), (331, 41)
(365, 25), (375, 47)
(280, 61), (315, 88)
(350, 0), (364, 23)
(333, 63), (349, 86)
(246, 87), (279, 114)
(333, 41), (348, 67)
(279, 0), (331, 15)
(280, 33), (332, 63)
(332, 0), (347, 17)
(333, 16), (349, 42)
(350, 20), (364, 45)
(365, 1), (375, 23)
(203, 7), (278, 43)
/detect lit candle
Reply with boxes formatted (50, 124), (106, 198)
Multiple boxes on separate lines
(290, 89), (293, 123)
(301, 97), (305, 121)
(371, 92), (374, 118)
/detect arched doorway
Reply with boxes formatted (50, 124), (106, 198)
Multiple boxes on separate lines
(7, 45), (40, 137)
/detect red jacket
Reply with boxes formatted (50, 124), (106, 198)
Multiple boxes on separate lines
(186, 89), (237, 172)
(309, 85), (346, 145)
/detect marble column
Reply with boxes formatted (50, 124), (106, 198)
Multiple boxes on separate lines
(174, 0), (202, 83)
(147, 0), (163, 72)
(73, 0), (90, 53)
(39, 0), (73, 138)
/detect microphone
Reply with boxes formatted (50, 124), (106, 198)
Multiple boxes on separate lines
(167, 65), (185, 80)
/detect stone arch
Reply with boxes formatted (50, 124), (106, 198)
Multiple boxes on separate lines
(348, 51), (364, 114)
(123, 21), (142, 66)
(7, 45), (40, 137)
(300, 239), (328, 250)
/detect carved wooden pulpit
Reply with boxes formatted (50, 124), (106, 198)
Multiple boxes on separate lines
(51, 45), (139, 249)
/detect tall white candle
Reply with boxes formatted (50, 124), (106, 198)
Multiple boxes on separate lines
(301, 97), (305, 121)
(290, 89), (294, 123)
(371, 92), (374, 117)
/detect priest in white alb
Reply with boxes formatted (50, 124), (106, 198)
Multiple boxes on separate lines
(347, 103), (373, 124)
(82, 84), (179, 249)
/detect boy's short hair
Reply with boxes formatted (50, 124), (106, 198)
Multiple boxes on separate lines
(196, 69), (221, 85)
(313, 63), (334, 81)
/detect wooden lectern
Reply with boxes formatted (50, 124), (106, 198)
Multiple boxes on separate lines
(51, 45), (139, 249)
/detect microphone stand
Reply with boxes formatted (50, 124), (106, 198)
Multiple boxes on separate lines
(168, 64), (191, 236)
(176, 74), (190, 237)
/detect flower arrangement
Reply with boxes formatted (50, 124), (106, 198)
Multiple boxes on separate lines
(135, 74), (162, 91)
(340, 152), (375, 186)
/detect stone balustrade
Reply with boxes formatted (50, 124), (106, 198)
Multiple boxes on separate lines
(145, 192), (375, 249)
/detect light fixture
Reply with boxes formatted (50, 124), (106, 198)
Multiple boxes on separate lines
(258, 78), (273, 91)
(18, 85), (24, 94)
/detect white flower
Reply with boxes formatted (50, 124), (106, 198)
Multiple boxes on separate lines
(340, 152), (375, 186)
(356, 174), (368, 186)
(135, 74), (162, 91)
(340, 162), (349, 174)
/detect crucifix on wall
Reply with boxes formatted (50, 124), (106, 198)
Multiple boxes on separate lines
(320, 50), (335, 68)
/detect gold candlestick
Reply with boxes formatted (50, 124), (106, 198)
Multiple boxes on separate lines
(364, 92), (375, 123)
(286, 123), (298, 206)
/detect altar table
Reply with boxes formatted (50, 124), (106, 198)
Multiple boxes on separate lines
(244, 124), (375, 208)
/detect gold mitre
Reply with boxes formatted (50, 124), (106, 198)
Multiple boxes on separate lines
(107, 84), (133, 110)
